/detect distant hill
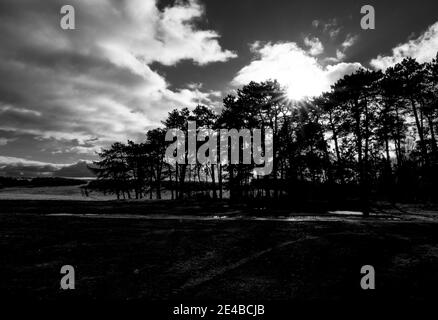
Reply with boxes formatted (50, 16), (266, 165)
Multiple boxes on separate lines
(53, 161), (95, 178)
(0, 159), (96, 178)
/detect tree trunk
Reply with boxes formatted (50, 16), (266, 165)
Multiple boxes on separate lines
(218, 164), (223, 199)
(169, 165), (174, 200)
(410, 98), (428, 164)
(354, 101), (368, 217)
(211, 164), (217, 199)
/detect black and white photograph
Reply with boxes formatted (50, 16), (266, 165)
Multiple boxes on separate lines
(1, 0), (438, 314)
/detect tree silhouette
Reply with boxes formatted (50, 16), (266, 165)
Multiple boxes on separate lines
(90, 53), (438, 213)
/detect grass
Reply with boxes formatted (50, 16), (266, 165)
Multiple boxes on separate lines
(2, 199), (438, 301)
(0, 185), (108, 201)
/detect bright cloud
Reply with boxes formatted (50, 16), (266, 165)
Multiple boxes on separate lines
(0, 0), (236, 163)
(93, 0), (237, 67)
(0, 156), (67, 168)
(232, 42), (363, 100)
(304, 36), (324, 56)
(370, 21), (438, 69)
(342, 34), (359, 49)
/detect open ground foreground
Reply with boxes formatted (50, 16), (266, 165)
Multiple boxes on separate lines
(2, 200), (438, 301)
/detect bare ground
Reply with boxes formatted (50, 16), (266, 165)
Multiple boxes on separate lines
(1, 199), (438, 301)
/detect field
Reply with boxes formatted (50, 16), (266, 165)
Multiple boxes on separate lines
(2, 191), (438, 301)
(0, 185), (114, 201)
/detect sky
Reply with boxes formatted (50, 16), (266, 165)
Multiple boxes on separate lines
(1, 0), (438, 176)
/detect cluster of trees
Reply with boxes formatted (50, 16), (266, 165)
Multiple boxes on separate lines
(90, 54), (438, 211)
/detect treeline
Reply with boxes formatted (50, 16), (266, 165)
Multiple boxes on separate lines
(90, 54), (438, 210)
(0, 177), (87, 188)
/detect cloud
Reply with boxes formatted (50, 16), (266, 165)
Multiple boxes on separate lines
(232, 42), (363, 100)
(187, 82), (204, 90)
(322, 34), (359, 63)
(328, 28), (342, 39)
(0, 156), (66, 168)
(342, 34), (359, 49)
(335, 49), (346, 61)
(318, 18), (342, 39)
(304, 36), (324, 56)
(312, 17), (344, 41)
(370, 21), (438, 70)
(93, 0), (237, 67)
(324, 62), (365, 84)
(0, 0), (235, 163)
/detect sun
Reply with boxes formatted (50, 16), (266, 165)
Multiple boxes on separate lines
(286, 85), (308, 101)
